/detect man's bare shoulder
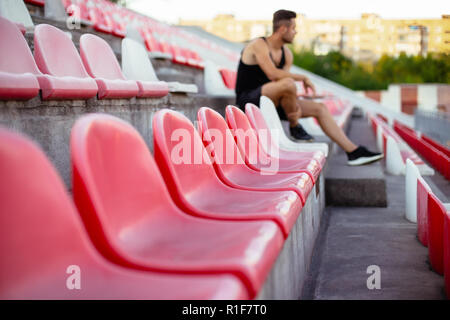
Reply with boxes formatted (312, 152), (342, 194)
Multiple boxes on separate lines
(245, 38), (266, 52)
(283, 44), (293, 57)
(242, 38), (268, 63)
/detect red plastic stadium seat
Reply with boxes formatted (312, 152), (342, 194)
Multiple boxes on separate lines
(184, 48), (204, 69)
(62, 0), (72, 9)
(422, 134), (450, 158)
(226, 105), (321, 183)
(140, 29), (165, 53)
(376, 113), (388, 123)
(88, 8), (113, 35)
(0, 17), (40, 100)
(394, 121), (449, 179)
(134, 80), (169, 98)
(0, 127), (247, 300)
(444, 204), (450, 298)
(16, 22), (27, 35)
(197, 107), (313, 205)
(24, 0), (45, 6)
(245, 103), (326, 168)
(152, 109), (303, 238)
(427, 192), (446, 275)
(71, 1), (90, 21)
(219, 69), (237, 89)
(80, 34), (139, 99)
(417, 176), (431, 247)
(33, 24), (98, 99)
(71, 114), (283, 298)
(104, 11), (126, 38)
(378, 119), (425, 167)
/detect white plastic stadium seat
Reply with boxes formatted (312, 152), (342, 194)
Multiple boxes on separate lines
(0, 0), (34, 30)
(405, 159), (421, 223)
(259, 96), (329, 157)
(121, 38), (198, 94)
(203, 60), (235, 96)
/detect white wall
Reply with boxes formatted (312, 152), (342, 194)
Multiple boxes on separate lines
(417, 85), (438, 111)
(381, 85), (401, 113)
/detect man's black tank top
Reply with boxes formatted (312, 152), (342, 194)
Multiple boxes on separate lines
(235, 37), (286, 95)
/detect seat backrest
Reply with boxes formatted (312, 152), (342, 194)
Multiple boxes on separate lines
(152, 109), (222, 197)
(141, 30), (163, 53)
(93, 8), (112, 28)
(427, 191), (446, 273)
(417, 176), (432, 245)
(121, 37), (159, 82)
(197, 107), (247, 176)
(0, 16), (41, 75)
(405, 159), (420, 222)
(204, 60), (234, 96)
(80, 33), (125, 80)
(34, 24), (91, 77)
(422, 134), (450, 158)
(219, 69), (236, 90)
(71, 113), (179, 260)
(126, 25), (145, 45)
(0, 0), (34, 28)
(225, 105), (273, 168)
(259, 95), (285, 133)
(0, 128), (94, 298)
(245, 103), (280, 154)
(324, 100), (339, 115)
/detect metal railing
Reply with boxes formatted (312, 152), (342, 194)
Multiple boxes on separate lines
(414, 109), (450, 147)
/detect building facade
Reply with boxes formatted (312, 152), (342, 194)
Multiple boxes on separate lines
(179, 14), (450, 62)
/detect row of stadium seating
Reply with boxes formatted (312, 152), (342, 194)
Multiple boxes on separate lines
(0, 16), (203, 100)
(368, 112), (434, 176)
(393, 121), (450, 180)
(1, 13), (338, 105)
(405, 160), (450, 297)
(61, 0), (239, 66)
(2, 0), (238, 73)
(0, 99), (327, 299)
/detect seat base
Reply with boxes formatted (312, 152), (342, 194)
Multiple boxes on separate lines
(0, 71), (39, 100)
(37, 75), (98, 100)
(95, 78), (139, 100)
(136, 80), (169, 98)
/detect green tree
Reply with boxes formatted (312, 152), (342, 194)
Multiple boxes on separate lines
(292, 49), (450, 91)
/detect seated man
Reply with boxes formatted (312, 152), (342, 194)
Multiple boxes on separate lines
(235, 9), (383, 166)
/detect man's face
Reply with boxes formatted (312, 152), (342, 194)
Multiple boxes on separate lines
(281, 18), (297, 44)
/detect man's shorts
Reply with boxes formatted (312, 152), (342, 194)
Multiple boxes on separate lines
(236, 86), (288, 121)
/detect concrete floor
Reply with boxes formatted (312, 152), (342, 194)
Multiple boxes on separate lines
(301, 113), (448, 300)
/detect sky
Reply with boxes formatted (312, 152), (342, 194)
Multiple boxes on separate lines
(126, 0), (449, 24)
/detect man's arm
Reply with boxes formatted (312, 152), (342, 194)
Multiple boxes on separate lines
(252, 39), (305, 82)
(283, 48), (316, 95)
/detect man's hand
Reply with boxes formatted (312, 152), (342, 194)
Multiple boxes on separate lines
(303, 77), (316, 95)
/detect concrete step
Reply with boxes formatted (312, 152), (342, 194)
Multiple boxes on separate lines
(324, 110), (387, 207)
(302, 174), (446, 300)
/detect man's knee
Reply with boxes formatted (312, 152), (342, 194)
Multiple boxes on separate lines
(278, 78), (297, 95)
(316, 103), (329, 117)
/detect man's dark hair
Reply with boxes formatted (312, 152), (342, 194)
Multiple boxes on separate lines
(273, 9), (296, 32)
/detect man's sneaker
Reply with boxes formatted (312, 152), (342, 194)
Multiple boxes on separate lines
(346, 146), (384, 166)
(290, 124), (314, 142)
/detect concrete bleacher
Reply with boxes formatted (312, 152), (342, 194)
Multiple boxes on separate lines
(0, 1), (333, 300)
(1, 0), (449, 301)
(302, 116), (449, 300)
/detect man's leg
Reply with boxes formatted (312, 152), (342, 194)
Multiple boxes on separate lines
(298, 99), (357, 153)
(261, 78), (300, 128)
